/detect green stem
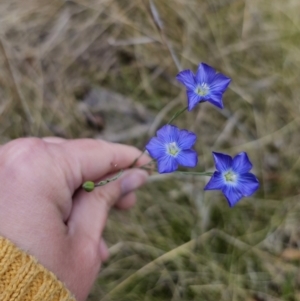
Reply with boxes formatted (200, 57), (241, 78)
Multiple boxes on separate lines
(174, 171), (214, 176)
(94, 170), (124, 187)
(82, 168), (213, 192)
(138, 159), (155, 169)
(167, 106), (188, 124)
(129, 150), (146, 168)
(82, 160), (155, 192)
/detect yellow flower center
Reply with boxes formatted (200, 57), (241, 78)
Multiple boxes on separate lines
(167, 142), (180, 156)
(224, 171), (237, 183)
(195, 83), (209, 96)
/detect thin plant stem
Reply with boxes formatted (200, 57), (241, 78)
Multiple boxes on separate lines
(168, 106), (188, 124)
(129, 150), (146, 168)
(138, 159), (155, 169)
(83, 165), (213, 190)
(94, 170), (124, 187)
(174, 171), (214, 176)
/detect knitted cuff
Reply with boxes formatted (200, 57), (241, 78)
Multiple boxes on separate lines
(0, 236), (76, 301)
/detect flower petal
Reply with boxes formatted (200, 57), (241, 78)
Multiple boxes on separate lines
(177, 130), (197, 149)
(176, 70), (196, 90)
(222, 185), (244, 207)
(176, 150), (198, 167)
(156, 124), (179, 144)
(204, 171), (224, 190)
(207, 93), (224, 109)
(232, 152), (253, 173)
(212, 152), (233, 172)
(210, 73), (231, 93)
(157, 155), (178, 173)
(187, 90), (201, 111)
(237, 172), (259, 196)
(145, 137), (166, 159)
(195, 63), (216, 84)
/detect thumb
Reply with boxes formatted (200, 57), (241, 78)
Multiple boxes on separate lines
(68, 169), (148, 240)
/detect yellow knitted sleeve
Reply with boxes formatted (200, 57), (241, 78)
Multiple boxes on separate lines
(0, 237), (76, 301)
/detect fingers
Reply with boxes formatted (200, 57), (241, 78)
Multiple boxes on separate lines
(114, 192), (137, 210)
(99, 238), (109, 262)
(42, 137), (66, 144)
(58, 139), (149, 191)
(68, 169), (148, 242)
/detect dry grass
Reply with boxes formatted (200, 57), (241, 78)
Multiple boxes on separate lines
(1, 0), (300, 300)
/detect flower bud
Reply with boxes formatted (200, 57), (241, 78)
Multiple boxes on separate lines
(82, 181), (95, 192)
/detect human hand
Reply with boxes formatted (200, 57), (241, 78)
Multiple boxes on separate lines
(0, 137), (149, 301)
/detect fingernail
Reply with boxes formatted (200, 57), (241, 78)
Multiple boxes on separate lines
(121, 170), (148, 195)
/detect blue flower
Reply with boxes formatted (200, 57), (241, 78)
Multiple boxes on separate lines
(204, 152), (259, 207)
(176, 63), (231, 111)
(146, 125), (198, 173)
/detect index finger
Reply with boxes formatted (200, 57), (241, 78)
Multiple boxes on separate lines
(57, 139), (149, 191)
